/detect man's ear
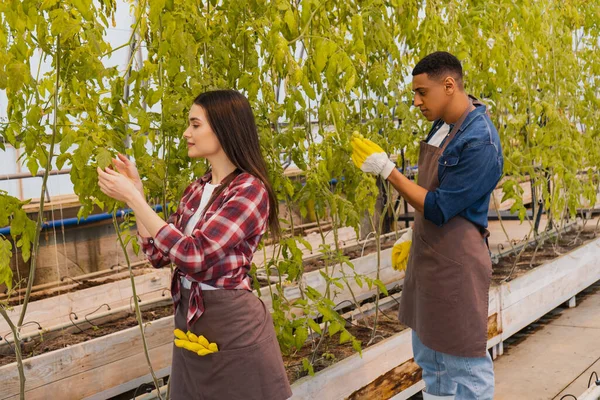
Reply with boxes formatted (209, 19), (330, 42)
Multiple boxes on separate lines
(444, 76), (457, 95)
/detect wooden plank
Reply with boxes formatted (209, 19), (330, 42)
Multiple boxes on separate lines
(0, 316), (174, 399)
(22, 194), (81, 214)
(0, 269), (171, 337)
(388, 381), (426, 400)
(347, 358), (422, 399)
(6, 345), (173, 400)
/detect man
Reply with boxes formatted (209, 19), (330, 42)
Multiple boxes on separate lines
(351, 51), (503, 399)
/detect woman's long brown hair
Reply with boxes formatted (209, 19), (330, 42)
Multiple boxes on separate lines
(193, 90), (280, 239)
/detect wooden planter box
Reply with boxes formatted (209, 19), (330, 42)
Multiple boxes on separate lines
(4, 236), (598, 400)
(0, 269), (171, 340)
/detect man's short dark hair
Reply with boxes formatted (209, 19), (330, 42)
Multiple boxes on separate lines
(412, 51), (463, 87)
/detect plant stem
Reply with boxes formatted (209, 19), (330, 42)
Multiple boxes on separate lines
(18, 35), (61, 328)
(0, 307), (25, 399)
(112, 213), (164, 400)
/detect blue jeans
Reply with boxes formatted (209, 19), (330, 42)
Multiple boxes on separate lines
(412, 331), (495, 399)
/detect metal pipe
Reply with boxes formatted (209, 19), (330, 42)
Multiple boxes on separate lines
(0, 204), (163, 236)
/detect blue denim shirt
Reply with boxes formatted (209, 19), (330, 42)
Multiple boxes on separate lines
(423, 104), (504, 229)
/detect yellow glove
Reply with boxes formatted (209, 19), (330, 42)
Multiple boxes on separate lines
(351, 132), (396, 179)
(391, 228), (412, 271)
(173, 329), (219, 356)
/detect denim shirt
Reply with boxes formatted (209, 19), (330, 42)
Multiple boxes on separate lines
(423, 104), (504, 229)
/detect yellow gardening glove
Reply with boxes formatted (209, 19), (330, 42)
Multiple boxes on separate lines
(391, 228), (412, 272)
(173, 329), (219, 356)
(174, 328), (188, 340)
(351, 132), (396, 179)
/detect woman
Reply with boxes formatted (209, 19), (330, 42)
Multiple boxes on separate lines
(98, 90), (292, 399)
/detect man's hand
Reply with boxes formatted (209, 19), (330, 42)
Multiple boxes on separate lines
(350, 132), (396, 179)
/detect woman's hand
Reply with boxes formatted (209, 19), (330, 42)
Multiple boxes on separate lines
(111, 153), (144, 195)
(97, 166), (142, 204)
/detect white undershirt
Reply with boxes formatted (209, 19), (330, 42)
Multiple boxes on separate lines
(182, 182), (220, 291)
(184, 182), (220, 235)
(427, 123), (450, 148)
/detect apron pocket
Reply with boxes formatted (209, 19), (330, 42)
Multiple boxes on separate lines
(207, 334), (289, 400)
(415, 235), (463, 302)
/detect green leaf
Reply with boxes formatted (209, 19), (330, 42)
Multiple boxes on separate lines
(302, 358), (315, 376)
(96, 148), (113, 169)
(284, 9), (297, 36)
(307, 319), (322, 335)
(339, 329), (352, 344)
(56, 153), (70, 170)
(328, 320), (342, 335)
(27, 158), (39, 177)
(374, 279), (389, 296)
(0, 238), (13, 290)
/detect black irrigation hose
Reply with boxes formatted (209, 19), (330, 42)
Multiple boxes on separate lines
(84, 303), (111, 329)
(132, 382), (157, 399)
(69, 312), (86, 334)
(559, 373), (600, 400)
(589, 371), (600, 388)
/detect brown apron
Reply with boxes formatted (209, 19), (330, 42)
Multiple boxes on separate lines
(170, 287), (292, 399)
(398, 102), (492, 358)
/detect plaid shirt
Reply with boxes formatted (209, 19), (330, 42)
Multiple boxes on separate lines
(140, 171), (269, 328)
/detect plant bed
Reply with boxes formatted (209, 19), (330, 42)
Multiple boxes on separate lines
(0, 309), (176, 400)
(0, 268), (171, 341)
(0, 302), (173, 367)
(491, 227), (597, 284)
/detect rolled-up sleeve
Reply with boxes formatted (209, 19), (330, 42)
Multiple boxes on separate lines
(424, 142), (501, 226)
(140, 234), (171, 268)
(151, 182), (268, 275)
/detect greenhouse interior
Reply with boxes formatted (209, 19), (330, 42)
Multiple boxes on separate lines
(1, 1), (600, 399)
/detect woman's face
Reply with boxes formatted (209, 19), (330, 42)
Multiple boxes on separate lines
(183, 104), (222, 159)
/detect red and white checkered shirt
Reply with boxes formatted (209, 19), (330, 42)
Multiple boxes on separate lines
(140, 171), (269, 328)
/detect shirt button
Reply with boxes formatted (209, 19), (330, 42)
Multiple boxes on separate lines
(191, 208), (195, 211)
(149, 240), (154, 244)
(444, 161), (447, 165)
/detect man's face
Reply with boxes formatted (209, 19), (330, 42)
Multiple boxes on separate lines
(412, 73), (451, 121)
